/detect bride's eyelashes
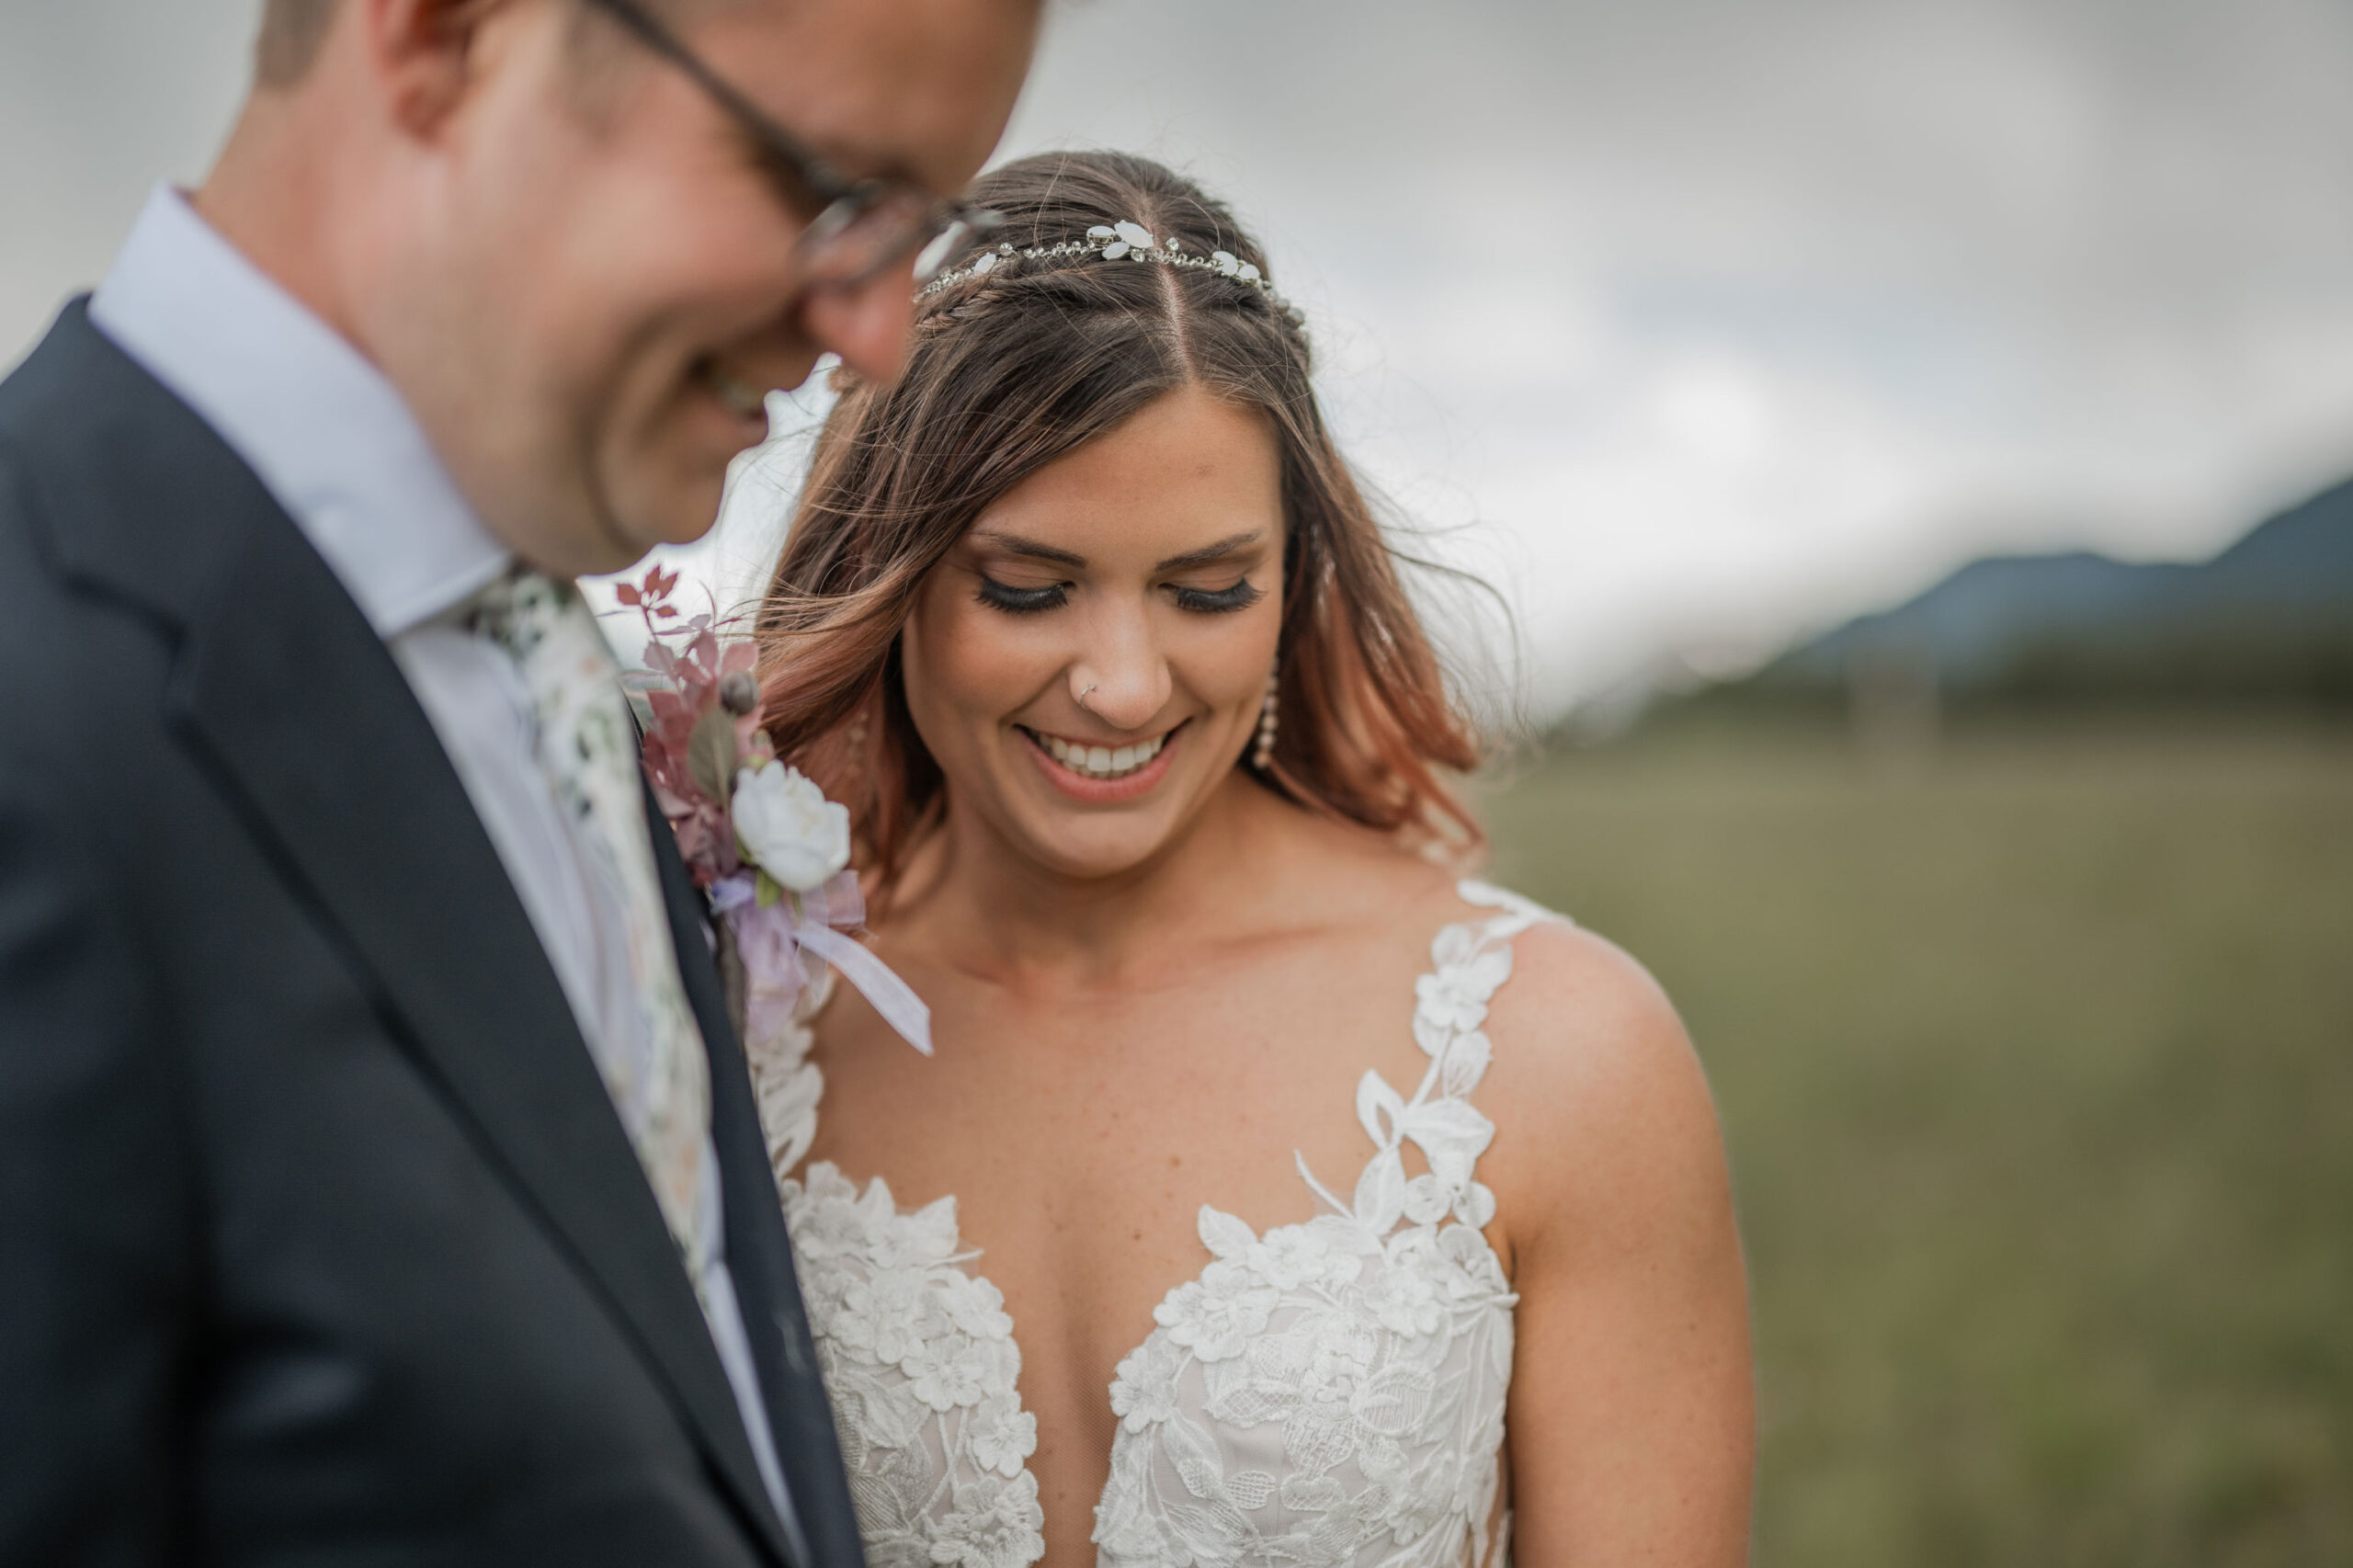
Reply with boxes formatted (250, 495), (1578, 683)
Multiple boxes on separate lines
(976, 577), (1069, 614)
(1172, 578), (1265, 615)
(976, 575), (1267, 616)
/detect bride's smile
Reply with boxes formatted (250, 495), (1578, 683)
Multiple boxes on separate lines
(1017, 721), (1180, 790)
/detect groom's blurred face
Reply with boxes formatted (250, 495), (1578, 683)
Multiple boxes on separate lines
(365, 0), (1035, 576)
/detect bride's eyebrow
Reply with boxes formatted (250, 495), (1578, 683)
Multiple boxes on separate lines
(1156, 531), (1263, 571)
(967, 528), (1264, 572)
(971, 530), (1087, 568)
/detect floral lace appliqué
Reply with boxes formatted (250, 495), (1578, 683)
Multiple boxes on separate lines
(779, 1161), (1045, 1568)
(747, 881), (1563, 1568)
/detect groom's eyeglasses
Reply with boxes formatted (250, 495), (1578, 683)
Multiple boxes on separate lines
(580, 0), (1003, 290)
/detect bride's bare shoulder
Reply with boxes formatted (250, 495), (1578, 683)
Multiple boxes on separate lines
(1471, 897), (1735, 1267)
(1485, 901), (1690, 1071)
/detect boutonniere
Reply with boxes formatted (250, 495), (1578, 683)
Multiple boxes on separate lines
(621, 565), (931, 1057)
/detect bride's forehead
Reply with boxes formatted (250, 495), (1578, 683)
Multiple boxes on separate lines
(959, 499), (1284, 575)
(971, 391), (1284, 542)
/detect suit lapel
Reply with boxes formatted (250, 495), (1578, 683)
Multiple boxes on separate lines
(20, 306), (797, 1567)
(650, 794), (865, 1568)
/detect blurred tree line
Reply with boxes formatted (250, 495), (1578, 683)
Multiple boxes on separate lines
(1653, 477), (2353, 733)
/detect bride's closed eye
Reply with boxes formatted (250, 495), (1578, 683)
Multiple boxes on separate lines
(976, 577), (1069, 614)
(976, 576), (1266, 615)
(1171, 579), (1265, 614)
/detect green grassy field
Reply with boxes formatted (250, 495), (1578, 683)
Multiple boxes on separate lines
(1479, 715), (2353, 1567)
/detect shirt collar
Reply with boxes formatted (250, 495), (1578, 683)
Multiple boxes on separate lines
(89, 186), (509, 639)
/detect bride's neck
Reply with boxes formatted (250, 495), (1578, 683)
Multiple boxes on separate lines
(896, 776), (1287, 986)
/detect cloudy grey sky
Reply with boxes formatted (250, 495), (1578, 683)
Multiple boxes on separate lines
(8, 0), (2353, 712)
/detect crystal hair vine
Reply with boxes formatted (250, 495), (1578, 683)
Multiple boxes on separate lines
(916, 218), (1298, 316)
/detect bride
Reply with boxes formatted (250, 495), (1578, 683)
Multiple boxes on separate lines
(744, 152), (1752, 1568)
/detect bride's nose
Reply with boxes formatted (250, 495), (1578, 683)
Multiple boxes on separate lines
(1068, 613), (1172, 732)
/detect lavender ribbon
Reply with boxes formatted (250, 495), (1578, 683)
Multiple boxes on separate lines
(709, 870), (934, 1057)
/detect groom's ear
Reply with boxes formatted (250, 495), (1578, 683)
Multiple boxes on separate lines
(354, 0), (521, 137)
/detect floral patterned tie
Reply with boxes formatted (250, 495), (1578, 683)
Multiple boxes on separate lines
(469, 568), (718, 1296)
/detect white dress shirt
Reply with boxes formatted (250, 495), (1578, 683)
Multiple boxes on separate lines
(90, 187), (799, 1543)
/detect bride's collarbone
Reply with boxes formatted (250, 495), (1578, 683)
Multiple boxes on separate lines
(804, 931), (1444, 1191)
(813, 914), (1518, 1283)
(805, 877), (1516, 1213)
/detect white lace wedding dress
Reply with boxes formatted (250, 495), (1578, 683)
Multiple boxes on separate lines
(747, 882), (1564, 1568)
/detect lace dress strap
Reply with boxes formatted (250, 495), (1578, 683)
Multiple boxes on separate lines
(1292, 879), (1571, 1242)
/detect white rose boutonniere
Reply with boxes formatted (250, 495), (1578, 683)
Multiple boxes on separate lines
(733, 761), (852, 893)
(621, 564), (926, 1058)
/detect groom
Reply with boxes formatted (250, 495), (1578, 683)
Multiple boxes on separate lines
(0, 1), (1033, 1563)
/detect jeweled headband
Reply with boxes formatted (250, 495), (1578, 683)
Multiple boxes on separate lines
(916, 219), (1297, 317)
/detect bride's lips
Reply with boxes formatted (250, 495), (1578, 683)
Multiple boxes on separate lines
(1017, 721), (1186, 804)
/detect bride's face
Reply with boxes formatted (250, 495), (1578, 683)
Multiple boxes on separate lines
(901, 384), (1286, 881)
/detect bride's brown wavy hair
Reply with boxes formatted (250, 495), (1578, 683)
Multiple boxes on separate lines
(755, 151), (1485, 890)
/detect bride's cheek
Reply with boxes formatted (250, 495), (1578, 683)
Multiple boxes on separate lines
(906, 595), (1049, 748)
(1185, 627), (1281, 735)
(953, 617), (1050, 718)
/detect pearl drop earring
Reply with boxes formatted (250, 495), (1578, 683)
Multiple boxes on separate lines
(843, 687), (872, 753)
(1253, 660), (1280, 770)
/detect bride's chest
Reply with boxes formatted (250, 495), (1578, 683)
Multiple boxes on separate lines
(812, 936), (1418, 1184)
(802, 975), (1424, 1377)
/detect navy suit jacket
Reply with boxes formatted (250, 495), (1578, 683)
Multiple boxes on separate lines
(0, 302), (864, 1568)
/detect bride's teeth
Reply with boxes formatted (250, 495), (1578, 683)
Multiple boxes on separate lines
(1030, 728), (1169, 780)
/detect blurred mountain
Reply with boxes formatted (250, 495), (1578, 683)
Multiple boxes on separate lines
(1713, 478), (2353, 714)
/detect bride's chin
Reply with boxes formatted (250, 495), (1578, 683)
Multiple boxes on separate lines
(996, 799), (1188, 882)
(1017, 820), (1166, 878)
